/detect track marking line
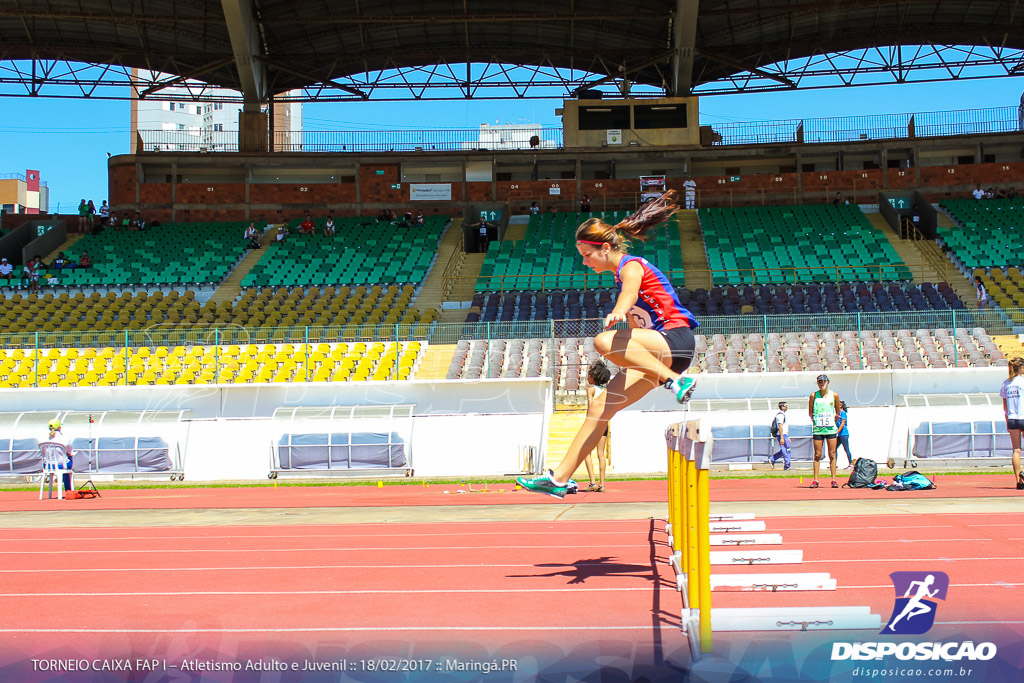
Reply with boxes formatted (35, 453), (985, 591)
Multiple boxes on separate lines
(0, 530), (644, 542)
(0, 626), (685, 634)
(0, 544), (649, 555)
(0, 587), (657, 598)
(838, 583), (1024, 589)
(803, 556), (1024, 563)
(0, 562), (655, 573)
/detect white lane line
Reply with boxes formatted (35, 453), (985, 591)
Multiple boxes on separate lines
(0, 563), (652, 573)
(0, 530), (644, 542)
(0, 587), (656, 598)
(0, 625), (682, 634)
(838, 583), (1024, 589)
(796, 538), (978, 544)
(0, 544), (648, 555)
(802, 556), (1024, 563)
(765, 525), (950, 531)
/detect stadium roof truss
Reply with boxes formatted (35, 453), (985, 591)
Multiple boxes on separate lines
(0, 1), (1022, 103)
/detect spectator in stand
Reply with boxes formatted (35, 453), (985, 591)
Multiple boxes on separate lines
(973, 184), (986, 200)
(975, 275), (988, 309)
(910, 204), (922, 232)
(580, 194), (592, 212)
(529, 201), (540, 215)
(683, 176), (697, 209)
(985, 187), (996, 199)
(995, 187), (1007, 199)
(298, 214), (315, 235)
(26, 257), (41, 292)
(119, 212), (131, 230)
(77, 199), (89, 233)
(324, 214), (335, 237)
(77, 252), (92, 269)
(132, 211), (146, 230)
(53, 252), (74, 271)
(275, 225), (288, 243)
(86, 200), (97, 230)
(244, 222), (261, 249)
(99, 200), (110, 227)
(1009, 187), (1019, 200)
(0, 257), (12, 285)
(415, 210), (424, 226)
(832, 192), (844, 207)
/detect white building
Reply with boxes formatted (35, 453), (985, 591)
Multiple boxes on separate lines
(465, 123), (557, 150)
(130, 69), (303, 152)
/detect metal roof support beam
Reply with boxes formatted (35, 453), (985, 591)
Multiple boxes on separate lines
(670, 0), (699, 96)
(221, 0), (267, 109)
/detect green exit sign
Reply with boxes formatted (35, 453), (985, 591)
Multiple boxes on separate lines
(391, 183), (401, 190)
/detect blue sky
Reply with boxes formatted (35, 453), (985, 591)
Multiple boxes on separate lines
(0, 76), (1021, 214)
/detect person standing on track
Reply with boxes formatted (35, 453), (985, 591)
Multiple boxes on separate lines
(999, 356), (1024, 490)
(808, 374), (842, 489)
(583, 360), (611, 492)
(518, 191), (699, 499)
(837, 401), (854, 469)
(770, 401), (791, 470)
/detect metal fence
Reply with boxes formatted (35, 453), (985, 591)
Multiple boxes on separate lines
(703, 106), (1019, 147)
(137, 105), (1020, 153)
(138, 127), (565, 153)
(0, 307), (1016, 387)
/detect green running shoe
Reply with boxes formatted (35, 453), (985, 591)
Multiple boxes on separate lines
(516, 474), (567, 499)
(666, 376), (697, 403)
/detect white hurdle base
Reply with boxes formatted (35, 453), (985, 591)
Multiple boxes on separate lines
(710, 533), (783, 546)
(710, 572), (837, 591)
(710, 549), (803, 566)
(711, 606), (882, 632)
(709, 520), (766, 533)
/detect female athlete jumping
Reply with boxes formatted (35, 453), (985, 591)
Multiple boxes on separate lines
(518, 191), (699, 498)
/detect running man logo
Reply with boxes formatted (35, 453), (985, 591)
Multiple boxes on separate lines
(882, 571), (949, 635)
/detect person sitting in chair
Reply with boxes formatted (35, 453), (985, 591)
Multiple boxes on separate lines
(46, 419), (76, 497)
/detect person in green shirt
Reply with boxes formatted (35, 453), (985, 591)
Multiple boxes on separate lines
(808, 374), (842, 489)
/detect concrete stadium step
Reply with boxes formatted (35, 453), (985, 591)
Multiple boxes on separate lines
(42, 233), (86, 265)
(994, 334), (1024, 359)
(544, 406), (614, 481)
(413, 218), (463, 311)
(208, 246), (265, 305)
(866, 213), (939, 283)
(678, 209), (710, 290)
(415, 343), (456, 380)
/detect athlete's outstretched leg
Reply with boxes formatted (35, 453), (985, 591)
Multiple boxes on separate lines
(518, 368), (656, 498)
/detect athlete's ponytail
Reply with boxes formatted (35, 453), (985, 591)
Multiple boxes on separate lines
(1010, 356), (1024, 379)
(575, 190), (679, 252)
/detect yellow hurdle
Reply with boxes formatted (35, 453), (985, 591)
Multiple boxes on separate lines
(667, 418), (713, 656)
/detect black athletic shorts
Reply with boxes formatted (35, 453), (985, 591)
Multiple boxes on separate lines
(812, 433), (838, 441)
(1007, 418), (1024, 431)
(658, 325), (696, 374)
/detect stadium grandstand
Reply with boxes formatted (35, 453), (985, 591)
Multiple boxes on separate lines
(1, 0), (1023, 467)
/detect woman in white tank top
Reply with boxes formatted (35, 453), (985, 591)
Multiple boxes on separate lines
(999, 357), (1024, 490)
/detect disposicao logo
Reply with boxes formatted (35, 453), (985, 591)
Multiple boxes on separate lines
(882, 571), (949, 635)
(831, 570), (997, 663)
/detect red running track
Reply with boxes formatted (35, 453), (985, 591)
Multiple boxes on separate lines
(0, 519), (689, 681)
(1, 476), (1022, 681)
